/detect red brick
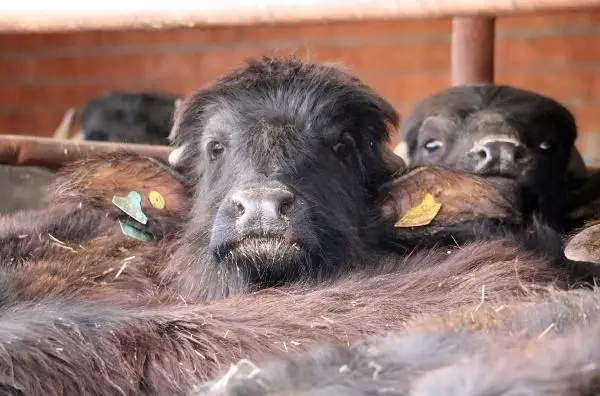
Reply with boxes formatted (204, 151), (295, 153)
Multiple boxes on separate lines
(0, 109), (68, 136)
(240, 18), (450, 42)
(570, 106), (600, 134)
(496, 35), (600, 67)
(0, 55), (145, 82)
(306, 41), (450, 73)
(359, 71), (449, 104)
(0, 41), (449, 83)
(0, 47), (270, 83)
(0, 19), (451, 54)
(0, 82), (152, 108)
(0, 27), (242, 52)
(496, 68), (600, 104)
(1, 8), (599, 142)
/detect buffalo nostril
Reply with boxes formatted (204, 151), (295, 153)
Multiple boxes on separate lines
(233, 201), (245, 217)
(278, 196), (295, 216)
(258, 188), (296, 220)
(475, 149), (489, 160)
(515, 149), (523, 161)
(469, 148), (491, 162)
(230, 193), (250, 219)
(514, 146), (529, 163)
(229, 185), (297, 227)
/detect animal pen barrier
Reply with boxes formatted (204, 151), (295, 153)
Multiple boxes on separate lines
(0, 0), (598, 168)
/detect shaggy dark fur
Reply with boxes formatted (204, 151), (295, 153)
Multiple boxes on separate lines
(377, 166), (568, 264)
(0, 153), (189, 268)
(0, 166), (56, 214)
(0, 57), (581, 395)
(402, 84), (580, 231)
(563, 169), (600, 230)
(195, 288), (600, 396)
(0, 241), (573, 395)
(79, 91), (182, 145)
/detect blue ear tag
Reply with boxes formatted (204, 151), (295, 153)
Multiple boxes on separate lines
(112, 191), (148, 225)
(118, 219), (152, 242)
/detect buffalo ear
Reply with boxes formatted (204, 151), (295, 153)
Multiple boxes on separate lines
(167, 96), (190, 144)
(565, 222), (600, 265)
(379, 167), (522, 227)
(165, 92), (202, 176)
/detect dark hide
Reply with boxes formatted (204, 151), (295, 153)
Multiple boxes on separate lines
(79, 91), (182, 145)
(379, 167), (523, 228)
(564, 220), (600, 266)
(0, 57), (581, 395)
(564, 169), (600, 230)
(161, 56), (405, 300)
(0, 241), (573, 395)
(377, 166), (567, 265)
(402, 84), (578, 230)
(0, 166), (56, 214)
(0, 91), (181, 216)
(0, 153), (189, 268)
(163, 58), (575, 300)
(1, 58), (567, 300)
(195, 288), (600, 396)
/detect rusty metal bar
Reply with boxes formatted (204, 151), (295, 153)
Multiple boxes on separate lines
(1, 0), (599, 32)
(0, 135), (171, 169)
(451, 16), (496, 85)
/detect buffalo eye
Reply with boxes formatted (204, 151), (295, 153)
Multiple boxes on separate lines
(333, 142), (350, 158)
(207, 141), (225, 161)
(333, 134), (355, 160)
(424, 139), (443, 154)
(539, 141), (551, 151)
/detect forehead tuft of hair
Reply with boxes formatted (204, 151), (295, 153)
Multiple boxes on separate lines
(169, 56), (399, 149)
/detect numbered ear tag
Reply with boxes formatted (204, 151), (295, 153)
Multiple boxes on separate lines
(112, 191), (148, 225)
(118, 219), (152, 242)
(394, 193), (442, 228)
(148, 191), (166, 210)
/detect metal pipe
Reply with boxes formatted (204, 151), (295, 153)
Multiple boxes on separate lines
(0, 135), (171, 169)
(1, 0), (599, 32)
(451, 16), (496, 85)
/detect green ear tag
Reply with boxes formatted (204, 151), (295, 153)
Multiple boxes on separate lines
(112, 191), (148, 225)
(118, 219), (152, 242)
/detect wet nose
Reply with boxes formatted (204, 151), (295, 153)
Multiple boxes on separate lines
(471, 140), (529, 171)
(230, 186), (296, 226)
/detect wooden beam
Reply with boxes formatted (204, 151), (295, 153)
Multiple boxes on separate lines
(451, 16), (496, 85)
(1, 0), (599, 32)
(0, 135), (171, 169)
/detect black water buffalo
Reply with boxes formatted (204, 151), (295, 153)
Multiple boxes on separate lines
(195, 287), (600, 396)
(78, 91), (182, 145)
(400, 84), (584, 230)
(0, 91), (182, 215)
(0, 57), (577, 395)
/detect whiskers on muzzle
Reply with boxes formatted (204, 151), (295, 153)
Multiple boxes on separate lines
(215, 236), (313, 280)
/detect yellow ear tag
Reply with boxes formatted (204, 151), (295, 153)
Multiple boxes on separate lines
(148, 191), (166, 210)
(394, 193), (442, 228)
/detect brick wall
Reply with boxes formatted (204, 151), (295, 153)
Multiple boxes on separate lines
(0, 9), (599, 161)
